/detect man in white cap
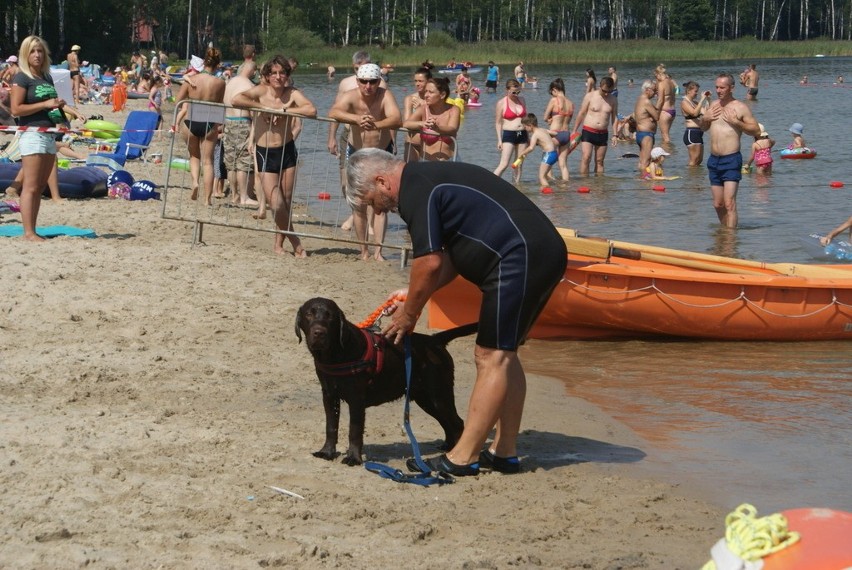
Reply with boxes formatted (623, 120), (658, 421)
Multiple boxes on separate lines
(68, 44), (81, 105)
(329, 61), (401, 261)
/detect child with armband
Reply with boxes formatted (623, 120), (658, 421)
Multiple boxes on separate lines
(513, 113), (558, 189)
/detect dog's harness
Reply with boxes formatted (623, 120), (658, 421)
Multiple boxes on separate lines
(314, 328), (385, 377)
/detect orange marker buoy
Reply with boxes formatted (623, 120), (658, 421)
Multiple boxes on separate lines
(541, 187), (553, 194)
(829, 181), (844, 188)
(317, 192), (331, 200)
(763, 508), (852, 569)
(652, 185), (666, 192)
(577, 186), (590, 194)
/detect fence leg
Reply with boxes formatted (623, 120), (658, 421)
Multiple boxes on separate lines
(193, 220), (205, 246)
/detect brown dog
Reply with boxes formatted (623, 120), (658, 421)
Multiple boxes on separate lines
(295, 297), (476, 466)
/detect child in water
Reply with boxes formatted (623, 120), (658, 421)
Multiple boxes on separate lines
(515, 113), (559, 189)
(788, 122), (806, 149)
(746, 123), (775, 174)
(643, 147), (670, 180)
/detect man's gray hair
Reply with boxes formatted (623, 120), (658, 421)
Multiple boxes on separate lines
(352, 50), (371, 66)
(641, 79), (655, 91)
(345, 148), (401, 210)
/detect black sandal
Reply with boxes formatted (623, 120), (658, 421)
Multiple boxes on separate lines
(479, 449), (521, 474)
(406, 453), (480, 477)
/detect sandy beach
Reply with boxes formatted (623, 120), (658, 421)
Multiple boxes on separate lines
(0, 99), (725, 568)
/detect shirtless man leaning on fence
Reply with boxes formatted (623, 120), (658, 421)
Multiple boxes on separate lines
(232, 55), (317, 257)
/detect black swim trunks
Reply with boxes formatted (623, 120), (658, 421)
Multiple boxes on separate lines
(398, 161), (566, 350)
(184, 119), (218, 138)
(255, 140), (298, 173)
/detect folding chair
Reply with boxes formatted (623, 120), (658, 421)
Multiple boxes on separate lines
(86, 110), (159, 171)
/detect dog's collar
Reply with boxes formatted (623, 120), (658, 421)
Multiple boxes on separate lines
(314, 328), (385, 377)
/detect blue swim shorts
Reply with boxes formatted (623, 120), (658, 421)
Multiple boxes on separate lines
(542, 150), (558, 165)
(707, 152), (743, 186)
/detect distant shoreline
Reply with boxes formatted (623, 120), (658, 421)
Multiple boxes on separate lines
(272, 39), (852, 69)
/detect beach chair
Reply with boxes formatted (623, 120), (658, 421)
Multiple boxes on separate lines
(0, 132), (22, 162)
(86, 110), (159, 171)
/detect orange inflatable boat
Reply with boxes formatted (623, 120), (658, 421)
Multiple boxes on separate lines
(428, 228), (852, 341)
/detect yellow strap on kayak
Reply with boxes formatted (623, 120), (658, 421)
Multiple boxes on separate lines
(702, 503), (800, 569)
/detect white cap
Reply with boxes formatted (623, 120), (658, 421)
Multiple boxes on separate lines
(356, 63), (381, 80)
(6, 55), (18, 63)
(650, 147), (670, 160)
(71, 44), (81, 51)
(190, 55), (204, 72)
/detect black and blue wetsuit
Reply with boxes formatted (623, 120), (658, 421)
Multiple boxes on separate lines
(398, 162), (567, 350)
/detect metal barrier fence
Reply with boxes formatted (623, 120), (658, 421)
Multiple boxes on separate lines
(160, 100), (456, 266)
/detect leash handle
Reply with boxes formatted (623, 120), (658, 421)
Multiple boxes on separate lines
(362, 334), (453, 486)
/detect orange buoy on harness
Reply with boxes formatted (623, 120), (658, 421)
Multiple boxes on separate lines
(763, 508), (852, 569)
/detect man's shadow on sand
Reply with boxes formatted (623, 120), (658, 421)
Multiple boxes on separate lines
(366, 430), (645, 469)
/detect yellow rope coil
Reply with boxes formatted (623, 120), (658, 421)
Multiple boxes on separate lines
(702, 503), (801, 570)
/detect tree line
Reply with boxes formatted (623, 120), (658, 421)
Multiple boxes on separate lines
(1, 0), (849, 66)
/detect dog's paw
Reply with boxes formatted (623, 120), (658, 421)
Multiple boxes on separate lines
(312, 449), (339, 461)
(341, 455), (363, 466)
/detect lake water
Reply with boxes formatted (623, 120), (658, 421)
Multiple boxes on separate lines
(294, 58), (852, 513)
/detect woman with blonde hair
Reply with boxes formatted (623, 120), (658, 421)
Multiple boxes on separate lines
(403, 77), (460, 161)
(10, 36), (71, 240)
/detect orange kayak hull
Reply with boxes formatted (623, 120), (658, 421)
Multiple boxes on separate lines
(428, 253), (852, 341)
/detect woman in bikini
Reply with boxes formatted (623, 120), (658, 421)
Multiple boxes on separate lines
(680, 80), (710, 166)
(543, 78), (574, 181)
(493, 79), (528, 183)
(404, 77), (460, 162)
(174, 47), (226, 205)
(655, 64), (676, 144)
(584, 68), (597, 94)
(402, 67), (431, 162)
(232, 55), (317, 257)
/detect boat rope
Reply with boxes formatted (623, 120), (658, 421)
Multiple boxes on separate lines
(563, 278), (852, 319)
(701, 503), (800, 569)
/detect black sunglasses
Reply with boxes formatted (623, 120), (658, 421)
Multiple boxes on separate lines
(358, 78), (379, 85)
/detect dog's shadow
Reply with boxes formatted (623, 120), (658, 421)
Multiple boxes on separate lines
(364, 430), (645, 470)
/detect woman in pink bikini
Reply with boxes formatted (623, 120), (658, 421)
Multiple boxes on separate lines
(493, 79), (528, 183)
(403, 77), (460, 161)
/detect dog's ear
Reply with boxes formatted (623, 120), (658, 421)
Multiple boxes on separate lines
(294, 309), (303, 343)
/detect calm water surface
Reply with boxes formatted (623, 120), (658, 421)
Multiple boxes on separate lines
(297, 58), (852, 512)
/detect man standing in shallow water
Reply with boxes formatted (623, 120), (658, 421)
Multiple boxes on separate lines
(700, 73), (761, 229)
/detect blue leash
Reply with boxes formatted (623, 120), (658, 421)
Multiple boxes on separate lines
(364, 335), (453, 486)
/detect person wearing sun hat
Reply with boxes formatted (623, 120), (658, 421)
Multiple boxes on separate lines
(67, 44), (81, 104)
(788, 122), (806, 149)
(329, 60), (401, 260)
(643, 146), (671, 180)
(745, 122), (775, 174)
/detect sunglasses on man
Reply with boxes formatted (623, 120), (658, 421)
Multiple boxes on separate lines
(359, 78), (379, 85)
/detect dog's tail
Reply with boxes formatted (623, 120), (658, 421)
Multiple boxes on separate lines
(431, 322), (478, 344)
